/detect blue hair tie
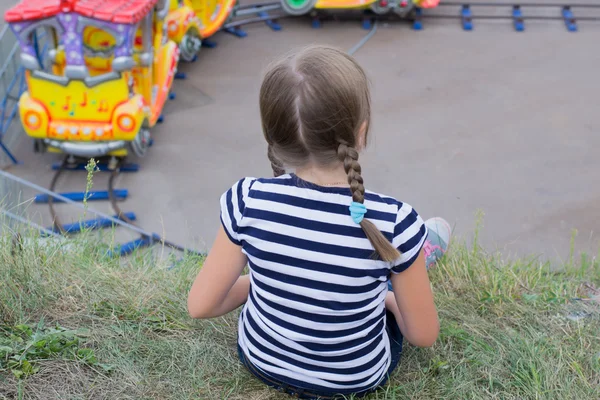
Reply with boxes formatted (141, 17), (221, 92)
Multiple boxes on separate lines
(349, 201), (367, 224)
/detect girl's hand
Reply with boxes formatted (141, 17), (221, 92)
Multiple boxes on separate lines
(187, 225), (249, 319)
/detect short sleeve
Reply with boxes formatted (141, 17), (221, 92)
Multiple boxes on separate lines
(390, 202), (428, 273)
(219, 177), (255, 246)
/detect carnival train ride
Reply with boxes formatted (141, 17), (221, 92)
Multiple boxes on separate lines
(4, 0), (179, 159)
(2, 0), (442, 162)
(3, 0), (596, 164)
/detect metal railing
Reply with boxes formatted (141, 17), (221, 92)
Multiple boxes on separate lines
(0, 24), (51, 167)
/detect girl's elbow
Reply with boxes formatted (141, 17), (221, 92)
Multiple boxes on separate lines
(187, 297), (210, 319)
(412, 331), (439, 347)
(407, 322), (440, 347)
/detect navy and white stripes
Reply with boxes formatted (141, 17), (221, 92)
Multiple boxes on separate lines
(220, 174), (427, 393)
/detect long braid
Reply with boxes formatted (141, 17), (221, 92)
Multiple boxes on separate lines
(338, 143), (364, 203)
(338, 142), (401, 262)
(268, 145), (286, 177)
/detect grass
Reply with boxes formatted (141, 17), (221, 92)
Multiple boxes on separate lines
(0, 218), (599, 400)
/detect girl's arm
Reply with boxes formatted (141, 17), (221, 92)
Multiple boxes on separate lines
(187, 225), (249, 319)
(390, 249), (439, 347)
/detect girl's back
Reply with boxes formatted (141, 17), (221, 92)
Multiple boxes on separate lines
(187, 44), (441, 399)
(222, 173), (426, 392)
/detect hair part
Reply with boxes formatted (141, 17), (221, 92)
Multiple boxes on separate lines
(259, 45), (400, 262)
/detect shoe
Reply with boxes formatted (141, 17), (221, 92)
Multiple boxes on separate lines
(423, 217), (452, 269)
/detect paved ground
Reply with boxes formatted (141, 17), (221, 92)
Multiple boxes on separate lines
(3, 1), (600, 263)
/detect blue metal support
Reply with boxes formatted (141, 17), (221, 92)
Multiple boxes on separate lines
(175, 72), (187, 80)
(157, 114), (164, 123)
(224, 26), (248, 37)
(512, 5), (524, 32)
(169, 92), (176, 100)
(257, 11), (281, 31)
(362, 17), (373, 30)
(52, 162), (140, 172)
(34, 189), (128, 203)
(202, 39), (217, 48)
(0, 141), (18, 164)
(106, 236), (154, 258)
(0, 65), (26, 165)
(312, 16), (322, 29)
(43, 212), (137, 235)
(461, 5), (473, 31)
(562, 6), (577, 32)
(412, 8), (423, 30)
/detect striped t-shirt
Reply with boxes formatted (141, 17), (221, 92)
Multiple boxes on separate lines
(220, 173), (427, 394)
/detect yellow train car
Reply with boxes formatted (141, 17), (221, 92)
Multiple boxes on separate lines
(279, 0), (440, 16)
(4, 0), (179, 158)
(165, 0), (238, 62)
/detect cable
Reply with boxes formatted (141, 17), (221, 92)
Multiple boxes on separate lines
(348, 20), (379, 56)
(48, 156), (69, 234)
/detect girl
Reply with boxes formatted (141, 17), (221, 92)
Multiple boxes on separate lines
(187, 44), (451, 399)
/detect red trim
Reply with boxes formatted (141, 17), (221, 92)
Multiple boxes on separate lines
(5, 0), (158, 24)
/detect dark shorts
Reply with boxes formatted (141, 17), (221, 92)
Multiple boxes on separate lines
(237, 296), (404, 400)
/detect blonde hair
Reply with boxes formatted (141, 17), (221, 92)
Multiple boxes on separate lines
(259, 45), (400, 262)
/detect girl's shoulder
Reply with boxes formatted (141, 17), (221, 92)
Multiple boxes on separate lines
(219, 176), (428, 272)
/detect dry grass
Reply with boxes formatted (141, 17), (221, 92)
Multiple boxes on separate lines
(1, 219), (599, 400)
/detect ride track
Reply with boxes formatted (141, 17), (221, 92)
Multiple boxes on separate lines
(3, 0), (600, 259)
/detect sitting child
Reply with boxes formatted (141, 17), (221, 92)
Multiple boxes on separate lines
(187, 44), (451, 399)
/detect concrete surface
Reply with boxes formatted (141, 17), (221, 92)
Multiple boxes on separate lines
(3, 1), (600, 264)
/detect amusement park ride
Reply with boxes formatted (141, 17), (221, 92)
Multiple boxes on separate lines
(1, 0), (598, 257)
(1, 0), (441, 162)
(4, 0), (597, 162)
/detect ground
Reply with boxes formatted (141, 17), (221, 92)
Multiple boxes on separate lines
(1, 230), (599, 399)
(2, 1), (600, 263)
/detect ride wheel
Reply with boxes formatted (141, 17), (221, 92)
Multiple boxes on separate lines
(370, 0), (392, 15)
(130, 127), (152, 157)
(194, 0), (237, 38)
(280, 0), (318, 15)
(179, 28), (202, 62)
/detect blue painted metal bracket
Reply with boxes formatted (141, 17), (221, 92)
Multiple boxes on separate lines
(0, 65), (26, 165)
(257, 11), (281, 31)
(512, 5), (524, 31)
(312, 16), (322, 29)
(362, 17), (373, 30)
(461, 5), (473, 31)
(224, 26), (248, 37)
(0, 141), (19, 164)
(52, 162), (140, 173)
(412, 8), (423, 30)
(106, 236), (154, 258)
(202, 39), (218, 48)
(562, 6), (577, 32)
(34, 189), (128, 203)
(43, 212), (137, 235)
